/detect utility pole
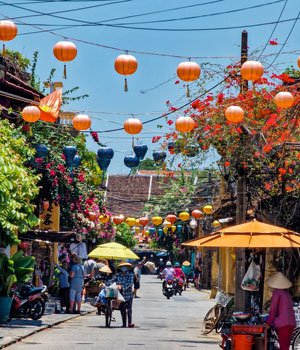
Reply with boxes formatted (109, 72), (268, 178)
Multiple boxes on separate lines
(234, 30), (248, 312)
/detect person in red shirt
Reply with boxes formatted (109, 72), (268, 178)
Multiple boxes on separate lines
(174, 262), (186, 284)
(266, 272), (296, 350)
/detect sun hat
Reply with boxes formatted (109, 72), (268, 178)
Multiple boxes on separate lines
(267, 272), (292, 289)
(182, 261), (191, 267)
(99, 265), (112, 274)
(117, 261), (133, 270)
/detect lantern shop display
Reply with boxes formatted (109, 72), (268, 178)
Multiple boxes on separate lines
(203, 205), (213, 215)
(192, 209), (203, 219)
(274, 92), (294, 109)
(175, 116), (195, 133)
(179, 211), (190, 221)
(124, 118), (143, 135)
(72, 114), (91, 131)
(0, 20), (18, 55)
(53, 41), (77, 79)
(177, 61), (201, 97)
(21, 106), (41, 123)
(114, 54), (138, 91)
(240, 60), (264, 81)
(125, 217), (136, 227)
(152, 216), (163, 226)
(225, 106), (244, 123)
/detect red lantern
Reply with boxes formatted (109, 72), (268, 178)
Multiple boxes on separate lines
(175, 116), (195, 133)
(166, 214), (177, 224)
(88, 212), (97, 221)
(53, 41), (77, 79)
(241, 60), (264, 81)
(113, 216), (124, 225)
(114, 54), (138, 91)
(124, 118), (143, 135)
(138, 217), (149, 227)
(274, 92), (294, 109)
(72, 114), (91, 131)
(225, 106), (244, 123)
(177, 61), (201, 97)
(192, 209), (203, 219)
(21, 106), (41, 123)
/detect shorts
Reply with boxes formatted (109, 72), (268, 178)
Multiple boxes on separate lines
(69, 288), (82, 302)
(134, 281), (140, 289)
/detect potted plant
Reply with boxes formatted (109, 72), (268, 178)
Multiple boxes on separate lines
(0, 251), (35, 323)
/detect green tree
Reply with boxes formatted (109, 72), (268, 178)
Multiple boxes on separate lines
(114, 223), (137, 249)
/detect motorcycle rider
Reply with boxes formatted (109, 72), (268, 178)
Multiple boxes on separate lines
(174, 262), (185, 285)
(162, 261), (175, 289)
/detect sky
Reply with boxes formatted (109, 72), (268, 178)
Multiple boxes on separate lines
(1, 0), (299, 174)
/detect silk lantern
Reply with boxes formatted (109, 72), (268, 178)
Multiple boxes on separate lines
(0, 20), (18, 55)
(138, 217), (149, 227)
(166, 214), (177, 224)
(124, 155), (139, 169)
(192, 209), (203, 219)
(113, 216), (124, 225)
(72, 114), (91, 131)
(133, 144), (148, 161)
(53, 41), (77, 79)
(179, 211), (190, 221)
(274, 92), (294, 109)
(114, 54), (138, 92)
(124, 118), (143, 135)
(152, 216), (163, 226)
(241, 60), (264, 81)
(99, 215), (110, 224)
(225, 106), (244, 123)
(298, 56), (300, 69)
(21, 106), (40, 123)
(162, 220), (172, 228)
(177, 61), (201, 97)
(35, 144), (48, 159)
(175, 116), (195, 133)
(126, 217), (136, 227)
(212, 220), (221, 228)
(63, 146), (77, 168)
(203, 205), (213, 215)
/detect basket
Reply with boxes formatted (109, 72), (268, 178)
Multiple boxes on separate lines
(232, 324), (265, 334)
(215, 291), (232, 307)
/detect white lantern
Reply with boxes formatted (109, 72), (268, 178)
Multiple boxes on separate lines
(189, 218), (197, 229)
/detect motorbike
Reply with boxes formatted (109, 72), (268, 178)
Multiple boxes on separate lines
(10, 284), (48, 320)
(163, 279), (174, 299)
(173, 278), (184, 296)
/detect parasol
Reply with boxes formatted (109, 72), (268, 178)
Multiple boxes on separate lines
(88, 242), (139, 260)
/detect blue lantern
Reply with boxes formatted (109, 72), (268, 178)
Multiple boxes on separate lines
(73, 155), (81, 168)
(97, 147), (114, 161)
(177, 224), (183, 233)
(96, 158), (111, 172)
(158, 228), (163, 237)
(63, 146), (77, 168)
(124, 155), (139, 169)
(153, 151), (166, 163)
(133, 144), (148, 161)
(35, 144), (48, 159)
(149, 227), (156, 235)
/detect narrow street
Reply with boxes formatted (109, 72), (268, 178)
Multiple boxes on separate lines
(6, 276), (220, 350)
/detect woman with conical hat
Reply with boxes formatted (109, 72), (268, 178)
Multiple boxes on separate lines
(266, 272), (296, 350)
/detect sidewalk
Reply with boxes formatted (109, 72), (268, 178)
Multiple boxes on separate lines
(0, 303), (95, 349)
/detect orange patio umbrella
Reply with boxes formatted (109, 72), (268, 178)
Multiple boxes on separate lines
(182, 220), (300, 248)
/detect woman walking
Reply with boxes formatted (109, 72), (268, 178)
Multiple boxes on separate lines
(69, 255), (84, 314)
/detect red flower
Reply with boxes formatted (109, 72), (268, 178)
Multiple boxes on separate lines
(265, 183), (272, 190)
(169, 107), (177, 112)
(167, 120), (174, 125)
(35, 158), (43, 163)
(269, 39), (278, 46)
(278, 168), (286, 175)
(57, 164), (66, 173)
(152, 136), (161, 143)
(91, 131), (99, 143)
(217, 93), (224, 104)
(68, 177), (73, 184)
(175, 80), (180, 85)
(49, 169), (56, 177)
(191, 100), (200, 109)
(263, 144), (273, 153)
(21, 124), (30, 133)
(224, 161), (230, 167)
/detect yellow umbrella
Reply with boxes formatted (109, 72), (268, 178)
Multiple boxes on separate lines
(88, 242), (139, 260)
(182, 220), (300, 248)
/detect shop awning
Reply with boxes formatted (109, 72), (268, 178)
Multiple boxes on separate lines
(19, 230), (80, 243)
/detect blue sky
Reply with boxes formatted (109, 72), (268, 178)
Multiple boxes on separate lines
(2, 0), (299, 173)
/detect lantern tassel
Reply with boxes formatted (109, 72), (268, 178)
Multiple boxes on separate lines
(63, 64), (67, 79)
(2, 44), (5, 57)
(186, 85), (190, 98)
(29, 125), (32, 136)
(124, 78), (128, 92)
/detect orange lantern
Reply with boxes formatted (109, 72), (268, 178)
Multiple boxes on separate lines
(114, 54), (138, 92)
(53, 41), (77, 79)
(225, 106), (244, 123)
(126, 217), (136, 227)
(240, 60), (264, 81)
(72, 114), (91, 131)
(124, 118), (143, 135)
(177, 61), (201, 97)
(274, 92), (294, 109)
(152, 216), (163, 226)
(298, 57), (300, 69)
(113, 216), (124, 225)
(179, 211), (190, 221)
(0, 20), (18, 55)
(21, 106), (41, 123)
(175, 116), (195, 133)
(88, 212), (97, 221)
(138, 217), (149, 227)
(166, 214), (177, 224)
(192, 209), (203, 219)
(99, 215), (110, 224)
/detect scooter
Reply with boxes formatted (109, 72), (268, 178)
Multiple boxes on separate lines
(173, 278), (184, 296)
(10, 284), (48, 320)
(162, 279), (174, 299)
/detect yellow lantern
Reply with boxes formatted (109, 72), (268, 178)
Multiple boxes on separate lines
(203, 205), (213, 215)
(126, 217), (136, 227)
(241, 60), (264, 81)
(152, 216), (163, 226)
(99, 215), (110, 224)
(135, 227), (140, 234)
(171, 225), (176, 232)
(212, 220), (221, 228)
(179, 211), (190, 221)
(144, 230), (149, 237)
(274, 92), (294, 109)
(163, 227), (168, 234)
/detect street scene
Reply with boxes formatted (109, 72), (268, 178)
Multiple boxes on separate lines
(0, 1), (299, 350)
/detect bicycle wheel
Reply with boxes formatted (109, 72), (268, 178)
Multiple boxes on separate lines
(202, 304), (223, 335)
(292, 327), (300, 350)
(105, 299), (112, 328)
(216, 306), (228, 333)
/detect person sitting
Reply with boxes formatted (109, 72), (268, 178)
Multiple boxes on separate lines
(174, 262), (185, 284)
(162, 261), (175, 289)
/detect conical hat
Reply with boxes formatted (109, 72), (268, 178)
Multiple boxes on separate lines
(117, 261), (133, 269)
(267, 272), (292, 289)
(99, 265), (112, 274)
(182, 260), (191, 266)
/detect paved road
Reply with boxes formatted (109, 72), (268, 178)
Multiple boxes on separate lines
(7, 275), (221, 350)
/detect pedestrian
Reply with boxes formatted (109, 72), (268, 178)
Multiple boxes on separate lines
(194, 259), (202, 289)
(182, 260), (193, 290)
(55, 261), (70, 313)
(265, 272), (296, 350)
(133, 258), (146, 298)
(69, 255), (84, 314)
(108, 262), (135, 328)
(82, 257), (98, 303)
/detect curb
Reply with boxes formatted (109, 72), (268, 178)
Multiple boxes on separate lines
(0, 310), (95, 349)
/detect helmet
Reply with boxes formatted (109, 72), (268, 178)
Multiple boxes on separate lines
(159, 258), (163, 261)
(174, 262), (180, 267)
(166, 261), (172, 267)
